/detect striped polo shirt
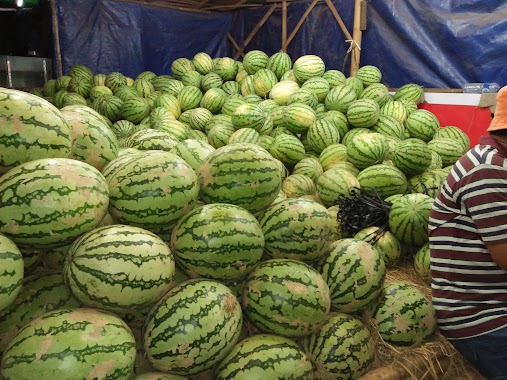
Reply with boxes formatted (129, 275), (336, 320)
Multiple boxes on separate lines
(429, 135), (507, 339)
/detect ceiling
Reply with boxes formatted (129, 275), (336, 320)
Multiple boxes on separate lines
(129, 0), (306, 12)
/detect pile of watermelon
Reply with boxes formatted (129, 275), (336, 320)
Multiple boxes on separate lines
(0, 50), (470, 380)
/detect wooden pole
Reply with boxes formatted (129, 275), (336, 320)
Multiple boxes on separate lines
(324, 0), (352, 40)
(284, 0), (319, 50)
(350, 0), (363, 76)
(281, 0), (287, 52)
(233, 4), (277, 60)
(227, 33), (244, 58)
(49, 0), (63, 77)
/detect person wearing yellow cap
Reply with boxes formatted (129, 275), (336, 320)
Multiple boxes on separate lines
(429, 85), (507, 379)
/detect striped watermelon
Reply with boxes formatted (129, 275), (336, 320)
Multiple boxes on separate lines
(414, 242), (431, 284)
(280, 69), (297, 82)
(433, 125), (470, 150)
(252, 68), (278, 97)
(321, 110), (349, 137)
(392, 138), (432, 175)
(269, 80), (300, 105)
(293, 55), (325, 83)
(215, 334), (313, 380)
(319, 144), (348, 171)
(136, 71), (156, 82)
(235, 69), (248, 83)
(61, 105), (119, 171)
(407, 168), (447, 198)
(319, 238), (386, 313)
(347, 133), (387, 169)
(200, 88), (226, 114)
(56, 75), (71, 91)
(228, 127), (260, 144)
(1, 308), (136, 379)
(326, 161), (360, 176)
(178, 85), (203, 112)
(293, 156), (324, 183)
(355, 65), (382, 86)
(316, 168), (360, 207)
(243, 93), (263, 104)
(243, 50), (269, 74)
(198, 143), (282, 212)
(181, 70), (202, 88)
(43, 242), (72, 270)
(68, 76), (92, 98)
(155, 93), (182, 119)
(301, 76), (330, 102)
(345, 76), (364, 98)
(257, 134), (274, 151)
(105, 71), (128, 92)
(369, 282), (437, 346)
(92, 95), (123, 122)
(0, 158), (109, 248)
(282, 174), (316, 197)
(242, 258), (331, 337)
(428, 149), (443, 169)
(64, 225), (175, 312)
(121, 96), (150, 124)
(388, 193), (433, 247)
(89, 85), (113, 101)
(287, 88), (318, 109)
(189, 107), (213, 130)
(62, 92), (87, 107)
(240, 75), (255, 96)
(359, 82), (391, 107)
(267, 51), (293, 79)
(170, 138), (215, 172)
(322, 69), (346, 86)
(69, 64), (93, 82)
(258, 99), (279, 113)
(269, 133), (306, 166)
(301, 313), (375, 380)
(193, 52), (214, 75)
(283, 102), (316, 134)
(231, 102), (266, 131)
(207, 124), (235, 148)
(115, 85), (139, 101)
(171, 58), (195, 80)
(346, 99), (380, 128)
(325, 84), (357, 113)
(371, 114), (407, 140)
(0, 234), (23, 312)
(201, 72), (223, 91)
(380, 100), (408, 124)
(213, 57), (238, 81)
(357, 163), (408, 198)
(170, 203), (264, 281)
(0, 88), (73, 174)
(153, 78), (184, 96)
(134, 78), (155, 98)
(221, 80), (240, 95)
(124, 129), (180, 151)
(108, 150), (198, 229)
(0, 272), (80, 355)
(393, 83), (425, 104)
(306, 118), (342, 154)
(341, 127), (370, 147)
(405, 109), (440, 142)
(143, 279), (242, 375)
(354, 226), (402, 266)
(427, 137), (466, 166)
(259, 198), (336, 262)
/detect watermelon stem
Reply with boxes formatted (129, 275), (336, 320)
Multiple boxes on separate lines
(336, 187), (391, 237)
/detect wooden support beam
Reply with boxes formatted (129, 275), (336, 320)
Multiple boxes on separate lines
(283, 0), (319, 51)
(281, 0), (287, 52)
(227, 33), (244, 58)
(350, 0), (364, 76)
(233, 3), (277, 60)
(49, 0), (63, 77)
(324, 0), (352, 40)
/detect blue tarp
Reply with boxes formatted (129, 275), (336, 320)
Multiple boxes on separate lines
(55, 0), (507, 88)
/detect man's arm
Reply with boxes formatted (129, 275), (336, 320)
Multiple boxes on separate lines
(485, 241), (507, 271)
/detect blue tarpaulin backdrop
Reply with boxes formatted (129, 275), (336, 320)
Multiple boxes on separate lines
(54, 0), (507, 88)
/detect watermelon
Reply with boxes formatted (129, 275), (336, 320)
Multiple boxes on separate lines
(267, 51), (293, 79)
(354, 226), (402, 266)
(355, 65), (382, 86)
(0, 234), (23, 313)
(359, 82), (391, 107)
(259, 198), (336, 262)
(321, 110), (349, 137)
(301, 76), (331, 102)
(115, 85), (139, 101)
(427, 138), (467, 166)
(388, 193), (433, 247)
(301, 313), (375, 380)
(242, 259), (331, 337)
(393, 83), (425, 104)
(414, 242), (431, 284)
(283, 102), (316, 134)
(171, 203), (264, 281)
(124, 129), (180, 151)
(269, 80), (300, 105)
(69, 64), (93, 82)
(380, 100), (408, 124)
(154, 78), (184, 97)
(43, 242), (72, 270)
(189, 107), (213, 130)
(89, 85), (113, 101)
(253, 68), (278, 97)
(215, 334), (313, 380)
(405, 109), (440, 142)
(121, 96), (151, 124)
(322, 69), (346, 86)
(108, 150), (198, 230)
(1, 308), (136, 379)
(347, 133), (387, 169)
(43, 79), (57, 96)
(201, 72), (223, 91)
(55, 75), (72, 91)
(0, 272), (80, 355)
(293, 55), (325, 83)
(0, 158), (109, 248)
(287, 88), (318, 109)
(345, 76), (364, 98)
(198, 143), (281, 212)
(371, 114), (407, 140)
(136, 71), (157, 82)
(171, 57), (195, 80)
(346, 99), (380, 128)
(143, 279), (242, 375)
(316, 168), (360, 207)
(0, 88), (73, 174)
(207, 124), (235, 148)
(269, 133), (306, 166)
(369, 282), (437, 346)
(307, 118), (342, 154)
(319, 144), (348, 171)
(177, 86), (203, 112)
(200, 88), (226, 114)
(319, 238), (386, 313)
(392, 138), (432, 176)
(282, 174), (316, 197)
(213, 57), (238, 81)
(407, 169), (448, 198)
(325, 84), (357, 113)
(221, 80), (240, 95)
(433, 125), (470, 150)
(170, 138), (215, 173)
(105, 71), (128, 92)
(357, 163), (408, 198)
(61, 105), (119, 171)
(64, 225), (175, 312)
(243, 50), (269, 75)
(293, 156), (324, 183)
(181, 70), (202, 88)
(231, 103), (266, 131)
(193, 52), (214, 75)
(228, 127), (260, 144)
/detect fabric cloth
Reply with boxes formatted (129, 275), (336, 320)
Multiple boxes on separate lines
(450, 325), (507, 379)
(429, 135), (507, 339)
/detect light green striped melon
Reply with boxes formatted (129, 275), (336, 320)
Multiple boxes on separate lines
(267, 51), (293, 80)
(64, 225), (175, 312)
(319, 238), (386, 313)
(193, 52), (214, 75)
(0, 235), (23, 313)
(143, 279), (242, 375)
(371, 114), (407, 140)
(0, 158), (109, 248)
(301, 313), (375, 380)
(357, 163), (407, 199)
(269, 80), (300, 105)
(405, 109), (440, 142)
(155, 93), (182, 118)
(393, 83), (425, 104)
(283, 102), (316, 134)
(427, 138), (467, 166)
(392, 138), (432, 176)
(345, 76), (364, 98)
(171, 203), (264, 281)
(215, 334), (313, 380)
(355, 65), (382, 86)
(325, 84), (358, 113)
(347, 133), (388, 169)
(269, 133), (306, 166)
(321, 110), (349, 138)
(178, 85), (203, 112)
(221, 80), (240, 95)
(181, 70), (202, 88)
(214, 57), (238, 81)
(207, 124), (236, 148)
(171, 57), (195, 80)
(359, 83), (391, 107)
(301, 76), (331, 102)
(124, 129), (180, 151)
(259, 198), (335, 262)
(414, 242), (431, 284)
(319, 144), (348, 171)
(316, 168), (360, 207)
(293, 156), (324, 183)
(307, 118), (342, 154)
(282, 174), (316, 197)
(170, 138), (215, 173)
(407, 168), (448, 198)
(433, 126), (470, 150)
(242, 50), (269, 74)
(322, 69), (347, 86)
(253, 68), (278, 97)
(293, 55), (325, 83)
(354, 226), (402, 267)
(108, 151), (199, 230)
(347, 99), (380, 128)
(200, 88), (227, 114)
(198, 143), (282, 212)
(1, 308), (136, 379)
(242, 259), (330, 337)
(231, 102), (266, 131)
(0, 88), (73, 174)
(221, 97), (246, 116)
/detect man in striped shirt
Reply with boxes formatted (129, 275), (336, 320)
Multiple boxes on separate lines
(429, 85), (507, 379)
